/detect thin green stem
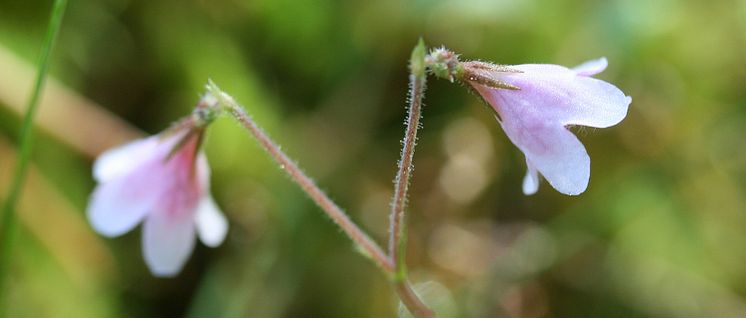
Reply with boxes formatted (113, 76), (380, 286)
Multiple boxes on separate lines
(0, 0), (68, 309)
(387, 39), (435, 317)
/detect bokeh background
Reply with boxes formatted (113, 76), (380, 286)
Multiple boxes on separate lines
(1, 0), (745, 317)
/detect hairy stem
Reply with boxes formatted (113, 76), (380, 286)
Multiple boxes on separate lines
(0, 0), (67, 310)
(208, 83), (394, 272)
(388, 39), (435, 317)
(388, 73), (426, 275)
(389, 40), (427, 274)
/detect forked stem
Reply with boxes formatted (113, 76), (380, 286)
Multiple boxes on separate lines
(208, 38), (435, 318)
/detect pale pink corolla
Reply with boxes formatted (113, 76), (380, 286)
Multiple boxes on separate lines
(87, 125), (228, 277)
(465, 58), (631, 195)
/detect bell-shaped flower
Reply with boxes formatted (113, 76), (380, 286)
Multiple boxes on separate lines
(87, 118), (228, 277)
(464, 58), (631, 195)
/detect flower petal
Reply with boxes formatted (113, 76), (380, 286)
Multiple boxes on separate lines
(522, 160), (540, 195)
(468, 58), (630, 196)
(195, 195), (228, 247)
(93, 130), (192, 183)
(496, 66), (631, 128)
(193, 150), (227, 247)
(556, 76), (631, 128)
(499, 117), (590, 195)
(93, 136), (161, 183)
(142, 210), (196, 277)
(87, 171), (159, 237)
(572, 57), (608, 77)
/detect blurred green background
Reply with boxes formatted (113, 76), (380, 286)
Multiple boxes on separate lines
(1, 0), (745, 317)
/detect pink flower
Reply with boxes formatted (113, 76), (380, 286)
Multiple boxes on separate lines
(87, 124), (228, 277)
(464, 58), (631, 195)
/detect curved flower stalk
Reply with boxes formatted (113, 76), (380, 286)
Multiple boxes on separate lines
(461, 57), (631, 195)
(87, 97), (228, 277)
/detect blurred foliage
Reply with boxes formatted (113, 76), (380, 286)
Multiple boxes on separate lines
(1, 0), (745, 317)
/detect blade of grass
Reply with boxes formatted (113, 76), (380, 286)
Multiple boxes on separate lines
(0, 0), (68, 311)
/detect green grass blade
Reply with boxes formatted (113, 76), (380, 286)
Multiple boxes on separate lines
(0, 0), (69, 312)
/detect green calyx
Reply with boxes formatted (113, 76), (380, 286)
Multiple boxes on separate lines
(192, 106), (219, 128)
(192, 88), (222, 128)
(426, 47), (462, 82)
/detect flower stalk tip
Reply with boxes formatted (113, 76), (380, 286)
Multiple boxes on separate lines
(410, 38), (427, 78)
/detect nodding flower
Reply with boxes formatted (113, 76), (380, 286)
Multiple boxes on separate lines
(87, 96), (228, 276)
(463, 57), (631, 195)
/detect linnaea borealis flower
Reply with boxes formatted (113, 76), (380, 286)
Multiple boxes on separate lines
(87, 96), (228, 277)
(463, 57), (631, 195)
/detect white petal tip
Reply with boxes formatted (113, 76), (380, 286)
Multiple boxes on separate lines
(561, 189), (585, 196)
(148, 267), (181, 278)
(142, 213), (196, 278)
(522, 164), (540, 195)
(143, 246), (192, 278)
(196, 196), (228, 248)
(88, 220), (124, 238)
(573, 57), (609, 77)
(554, 180), (588, 196)
(522, 178), (539, 196)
